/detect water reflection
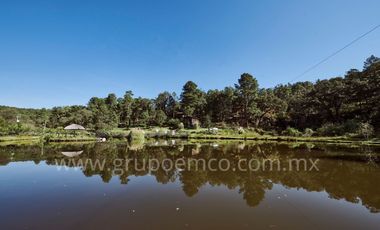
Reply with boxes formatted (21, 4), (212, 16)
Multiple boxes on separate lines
(61, 151), (83, 158)
(0, 141), (379, 213)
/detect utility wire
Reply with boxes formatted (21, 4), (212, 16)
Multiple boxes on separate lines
(290, 24), (380, 83)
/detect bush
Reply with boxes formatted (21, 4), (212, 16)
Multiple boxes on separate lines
(357, 122), (374, 139)
(303, 128), (314, 137)
(6, 123), (33, 135)
(167, 119), (184, 130)
(219, 122), (228, 129)
(263, 130), (278, 136)
(95, 130), (111, 138)
(193, 120), (200, 130)
(237, 127), (245, 134)
(316, 120), (360, 136)
(128, 129), (145, 141)
(178, 122), (185, 130)
(316, 123), (340, 136)
(282, 127), (302, 137)
(254, 128), (265, 135)
(342, 120), (360, 134)
(203, 115), (212, 128)
(154, 110), (167, 126)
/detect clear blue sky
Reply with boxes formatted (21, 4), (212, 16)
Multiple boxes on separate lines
(1, 0), (379, 108)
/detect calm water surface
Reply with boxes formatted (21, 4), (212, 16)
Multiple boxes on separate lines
(1, 141), (380, 229)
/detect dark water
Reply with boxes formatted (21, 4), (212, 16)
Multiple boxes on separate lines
(1, 140), (380, 229)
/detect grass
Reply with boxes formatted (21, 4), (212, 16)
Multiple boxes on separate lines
(128, 129), (145, 141)
(1, 127), (379, 146)
(45, 136), (98, 142)
(143, 128), (380, 146)
(0, 132), (97, 144)
(0, 135), (40, 142)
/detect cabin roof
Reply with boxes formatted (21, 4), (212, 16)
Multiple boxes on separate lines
(64, 124), (85, 130)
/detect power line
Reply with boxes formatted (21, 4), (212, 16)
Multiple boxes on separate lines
(290, 24), (380, 83)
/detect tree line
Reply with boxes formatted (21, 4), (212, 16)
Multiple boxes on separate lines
(0, 55), (379, 136)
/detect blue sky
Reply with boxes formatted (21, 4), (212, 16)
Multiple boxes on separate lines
(1, 0), (379, 108)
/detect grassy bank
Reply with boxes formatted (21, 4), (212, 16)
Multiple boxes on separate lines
(0, 135), (41, 142)
(143, 128), (380, 146)
(188, 133), (380, 145)
(1, 127), (379, 146)
(0, 134), (97, 144)
(45, 137), (98, 142)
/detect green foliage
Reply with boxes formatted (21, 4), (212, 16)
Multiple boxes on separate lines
(128, 129), (145, 141)
(256, 88), (286, 128)
(154, 110), (167, 127)
(120, 91), (134, 127)
(131, 97), (153, 127)
(205, 87), (235, 123)
(0, 106), (48, 135)
(235, 73), (259, 126)
(303, 128), (314, 137)
(282, 127), (302, 137)
(357, 122), (374, 139)
(178, 122), (185, 130)
(237, 127), (245, 134)
(0, 117), (8, 135)
(155, 91), (178, 118)
(193, 120), (200, 130)
(49, 105), (92, 129)
(363, 55), (380, 70)
(316, 120), (360, 136)
(88, 97), (118, 130)
(317, 123), (340, 136)
(203, 115), (212, 128)
(95, 129), (130, 139)
(0, 115), (36, 136)
(1, 55), (379, 138)
(167, 119), (184, 130)
(180, 81), (206, 118)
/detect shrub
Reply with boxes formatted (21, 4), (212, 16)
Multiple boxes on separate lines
(316, 123), (341, 136)
(95, 130), (111, 138)
(263, 130), (278, 136)
(178, 122), (185, 130)
(193, 120), (200, 130)
(154, 110), (167, 126)
(203, 115), (212, 128)
(128, 129), (145, 141)
(219, 122), (228, 129)
(6, 123), (33, 135)
(253, 128), (265, 135)
(303, 128), (314, 137)
(109, 130), (129, 138)
(342, 120), (360, 134)
(236, 127), (245, 134)
(357, 122), (374, 139)
(316, 120), (360, 136)
(167, 119), (184, 130)
(282, 127), (302, 137)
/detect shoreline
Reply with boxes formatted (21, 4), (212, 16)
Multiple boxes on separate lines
(1, 133), (379, 146)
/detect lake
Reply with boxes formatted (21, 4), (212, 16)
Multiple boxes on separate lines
(1, 140), (379, 229)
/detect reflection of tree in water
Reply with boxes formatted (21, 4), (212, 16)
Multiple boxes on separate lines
(239, 176), (272, 207)
(1, 141), (380, 212)
(180, 169), (208, 197)
(152, 168), (177, 184)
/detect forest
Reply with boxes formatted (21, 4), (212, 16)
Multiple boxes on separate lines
(0, 55), (379, 137)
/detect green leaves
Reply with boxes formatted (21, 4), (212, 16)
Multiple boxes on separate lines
(1, 55), (379, 135)
(180, 81), (206, 118)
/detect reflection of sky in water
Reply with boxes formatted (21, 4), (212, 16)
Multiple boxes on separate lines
(1, 160), (379, 229)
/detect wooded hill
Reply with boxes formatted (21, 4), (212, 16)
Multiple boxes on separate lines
(1, 55), (379, 137)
